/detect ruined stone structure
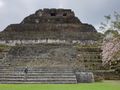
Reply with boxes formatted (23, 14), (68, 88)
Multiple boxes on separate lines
(0, 9), (103, 83)
(0, 9), (99, 41)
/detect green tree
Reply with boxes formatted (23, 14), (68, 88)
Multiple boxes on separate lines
(100, 12), (120, 33)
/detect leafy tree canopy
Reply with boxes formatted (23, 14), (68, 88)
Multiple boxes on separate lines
(100, 12), (120, 34)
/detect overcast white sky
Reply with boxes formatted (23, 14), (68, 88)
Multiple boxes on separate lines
(0, 0), (120, 31)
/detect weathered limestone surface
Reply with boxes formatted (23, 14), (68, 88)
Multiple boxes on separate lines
(0, 9), (99, 41)
(0, 24), (98, 40)
(0, 8), (104, 83)
(21, 9), (81, 24)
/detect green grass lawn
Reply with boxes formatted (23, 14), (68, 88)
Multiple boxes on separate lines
(0, 81), (120, 90)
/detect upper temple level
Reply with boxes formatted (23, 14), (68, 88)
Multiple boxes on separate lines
(21, 8), (81, 24)
(0, 8), (102, 41)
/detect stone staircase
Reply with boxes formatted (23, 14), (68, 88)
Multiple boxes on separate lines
(0, 67), (77, 84)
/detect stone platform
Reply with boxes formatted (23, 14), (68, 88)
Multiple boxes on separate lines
(0, 8), (103, 83)
(0, 67), (77, 84)
(0, 67), (96, 84)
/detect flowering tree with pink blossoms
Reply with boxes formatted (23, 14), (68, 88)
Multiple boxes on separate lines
(101, 12), (120, 74)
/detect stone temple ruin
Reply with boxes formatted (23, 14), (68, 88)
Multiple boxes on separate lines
(0, 8), (104, 83)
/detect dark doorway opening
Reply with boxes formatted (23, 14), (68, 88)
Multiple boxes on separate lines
(63, 13), (67, 16)
(51, 13), (56, 16)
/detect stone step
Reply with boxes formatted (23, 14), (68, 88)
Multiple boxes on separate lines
(0, 68), (77, 84)
(0, 68), (73, 70)
(0, 70), (73, 73)
(14, 67), (73, 70)
(0, 80), (77, 84)
(0, 76), (76, 78)
(0, 75), (75, 78)
(0, 72), (74, 74)
(0, 77), (76, 81)
(0, 69), (73, 71)
(0, 71), (73, 74)
(0, 66), (9, 67)
(0, 72), (75, 76)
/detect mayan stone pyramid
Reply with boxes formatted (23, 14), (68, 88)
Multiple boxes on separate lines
(0, 8), (100, 40)
(0, 9), (103, 84)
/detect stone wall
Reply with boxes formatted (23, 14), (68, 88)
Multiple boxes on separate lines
(0, 8), (104, 83)
(4, 44), (102, 71)
(21, 9), (80, 24)
(76, 47), (102, 70)
(0, 39), (97, 46)
(0, 23), (100, 41)
(35, 8), (75, 17)
(0, 9), (100, 41)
